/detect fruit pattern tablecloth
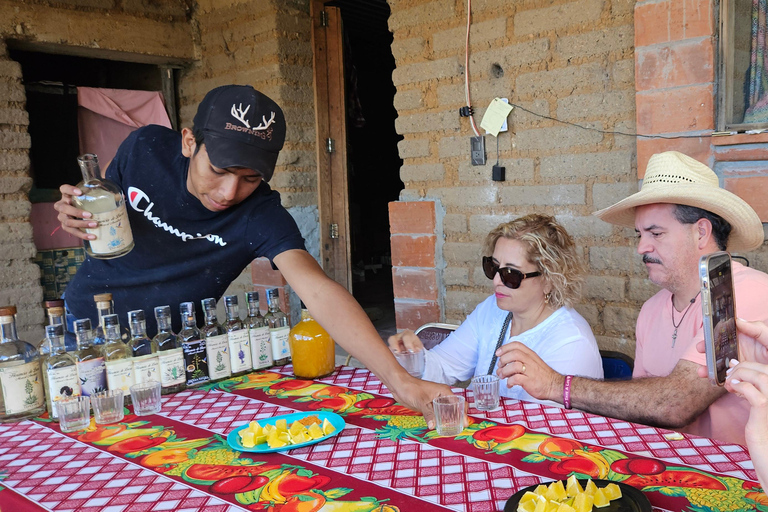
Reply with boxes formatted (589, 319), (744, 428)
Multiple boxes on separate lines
(0, 366), (763, 512)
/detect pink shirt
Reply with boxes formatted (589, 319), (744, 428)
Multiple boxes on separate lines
(634, 261), (768, 446)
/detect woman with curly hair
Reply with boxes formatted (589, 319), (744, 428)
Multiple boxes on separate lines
(388, 214), (603, 404)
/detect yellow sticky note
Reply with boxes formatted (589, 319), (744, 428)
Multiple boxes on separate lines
(480, 97), (514, 136)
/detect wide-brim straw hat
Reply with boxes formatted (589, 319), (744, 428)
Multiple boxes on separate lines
(593, 151), (764, 252)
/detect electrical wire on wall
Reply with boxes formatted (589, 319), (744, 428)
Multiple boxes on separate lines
(464, 0), (480, 137)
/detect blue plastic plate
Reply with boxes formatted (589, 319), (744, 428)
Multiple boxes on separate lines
(227, 411), (345, 453)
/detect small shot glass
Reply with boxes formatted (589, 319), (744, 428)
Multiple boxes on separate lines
(471, 375), (501, 411)
(129, 380), (162, 416)
(57, 396), (91, 433)
(91, 389), (125, 424)
(394, 349), (425, 378)
(432, 395), (465, 437)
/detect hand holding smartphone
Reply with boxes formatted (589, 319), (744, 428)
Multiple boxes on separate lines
(699, 251), (739, 386)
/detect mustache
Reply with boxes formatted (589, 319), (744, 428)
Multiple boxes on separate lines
(642, 255), (662, 265)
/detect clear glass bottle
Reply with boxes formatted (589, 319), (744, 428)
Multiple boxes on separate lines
(42, 324), (80, 420)
(224, 295), (252, 377)
(40, 300), (77, 356)
(73, 318), (107, 398)
(92, 293), (131, 345)
(101, 314), (134, 398)
(0, 305), (45, 422)
(288, 303), (336, 379)
(265, 288), (291, 366)
(246, 291), (272, 370)
(71, 153), (134, 259)
(153, 306), (186, 394)
(201, 298), (231, 381)
(128, 310), (160, 384)
(179, 302), (209, 387)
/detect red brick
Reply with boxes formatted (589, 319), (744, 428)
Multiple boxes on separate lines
(714, 143), (768, 162)
(724, 176), (768, 222)
(636, 84), (714, 135)
(391, 267), (438, 301)
(711, 132), (768, 146)
(388, 201), (436, 234)
(394, 300), (440, 331)
(390, 234), (436, 267)
(670, 0), (714, 40)
(637, 137), (712, 178)
(635, 1), (671, 47)
(251, 257), (287, 287)
(635, 38), (714, 92)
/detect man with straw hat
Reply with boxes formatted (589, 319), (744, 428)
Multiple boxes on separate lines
(493, 151), (768, 445)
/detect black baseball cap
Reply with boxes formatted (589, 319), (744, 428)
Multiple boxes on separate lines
(193, 85), (286, 182)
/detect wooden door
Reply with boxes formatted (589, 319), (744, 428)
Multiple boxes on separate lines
(311, 1), (352, 291)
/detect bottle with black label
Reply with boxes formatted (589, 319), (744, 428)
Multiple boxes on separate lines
(101, 314), (134, 399)
(246, 291), (272, 370)
(128, 310), (160, 384)
(73, 318), (107, 398)
(153, 306), (185, 394)
(201, 298), (231, 382)
(265, 288), (291, 366)
(0, 305), (45, 422)
(224, 295), (252, 377)
(42, 324), (80, 420)
(179, 302), (209, 388)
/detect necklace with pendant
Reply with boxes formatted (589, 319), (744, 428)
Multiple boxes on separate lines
(671, 292), (701, 347)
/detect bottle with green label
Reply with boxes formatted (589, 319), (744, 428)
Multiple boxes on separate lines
(153, 305), (186, 394)
(246, 291), (272, 370)
(179, 302), (209, 388)
(201, 298), (231, 381)
(0, 305), (45, 422)
(73, 318), (107, 398)
(128, 310), (160, 384)
(224, 295), (252, 377)
(101, 314), (134, 399)
(42, 324), (80, 420)
(265, 288), (291, 366)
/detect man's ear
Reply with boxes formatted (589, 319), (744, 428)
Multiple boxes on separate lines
(181, 128), (196, 158)
(697, 217), (714, 250)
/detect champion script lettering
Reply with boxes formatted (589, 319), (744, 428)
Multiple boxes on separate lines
(127, 187), (227, 247)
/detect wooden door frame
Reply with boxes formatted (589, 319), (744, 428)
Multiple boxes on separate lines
(311, 0), (352, 292)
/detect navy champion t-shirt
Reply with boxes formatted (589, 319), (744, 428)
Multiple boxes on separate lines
(66, 125), (306, 335)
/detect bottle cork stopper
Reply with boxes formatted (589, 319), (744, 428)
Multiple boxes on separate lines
(93, 293), (113, 302)
(0, 305), (17, 316)
(44, 300), (65, 308)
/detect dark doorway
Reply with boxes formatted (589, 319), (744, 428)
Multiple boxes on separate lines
(326, 0), (402, 340)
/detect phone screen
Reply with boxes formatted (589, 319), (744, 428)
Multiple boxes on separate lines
(707, 256), (738, 385)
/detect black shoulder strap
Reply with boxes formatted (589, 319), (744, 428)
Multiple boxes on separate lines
(486, 312), (513, 375)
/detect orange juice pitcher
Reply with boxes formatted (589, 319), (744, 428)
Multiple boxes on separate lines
(288, 303), (336, 379)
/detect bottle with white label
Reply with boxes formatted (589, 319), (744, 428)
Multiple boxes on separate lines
(265, 288), (291, 366)
(71, 153), (134, 259)
(73, 318), (107, 398)
(246, 291), (272, 370)
(224, 295), (252, 377)
(42, 324), (80, 420)
(101, 314), (134, 399)
(0, 305), (45, 422)
(128, 310), (160, 385)
(201, 298), (231, 381)
(179, 302), (209, 388)
(153, 305), (185, 394)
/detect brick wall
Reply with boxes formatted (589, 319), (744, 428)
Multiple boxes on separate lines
(388, 0), (639, 355)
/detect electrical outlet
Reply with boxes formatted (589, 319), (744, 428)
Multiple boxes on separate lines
(470, 136), (486, 166)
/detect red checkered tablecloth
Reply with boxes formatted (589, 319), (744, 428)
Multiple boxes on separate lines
(0, 366), (762, 512)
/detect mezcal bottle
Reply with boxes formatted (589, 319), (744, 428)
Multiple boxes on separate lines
(224, 295), (251, 377)
(42, 324), (80, 420)
(265, 288), (291, 366)
(40, 300), (76, 356)
(0, 305), (45, 422)
(73, 318), (107, 398)
(153, 306), (185, 394)
(201, 298), (231, 381)
(179, 302), (209, 387)
(128, 310), (160, 384)
(246, 291), (272, 370)
(71, 153), (134, 259)
(101, 314), (134, 398)
(93, 293), (129, 344)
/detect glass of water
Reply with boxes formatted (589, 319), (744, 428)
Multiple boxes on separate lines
(471, 375), (500, 411)
(394, 349), (425, 378)
(57, 396), (91, 433)
(129, 380), (162, 416)
(432, 395), (465, 436)
(91, 389), (125, 424)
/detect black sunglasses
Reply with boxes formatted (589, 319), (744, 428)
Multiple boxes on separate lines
(482, 256), (541, 289)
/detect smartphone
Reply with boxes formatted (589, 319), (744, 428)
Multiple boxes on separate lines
(699, 251), (739, 386)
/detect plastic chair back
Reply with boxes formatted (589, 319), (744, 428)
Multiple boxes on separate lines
(414, 323), (459, 350)
(600, 350), (634, 380)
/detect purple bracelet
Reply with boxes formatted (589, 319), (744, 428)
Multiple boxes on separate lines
(563, 375), (573, 410)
